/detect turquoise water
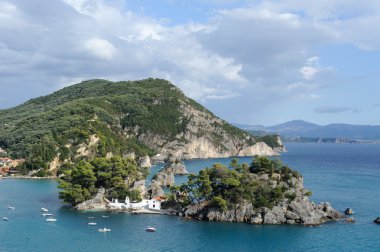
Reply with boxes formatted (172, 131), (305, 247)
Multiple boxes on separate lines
(1, 143), (380, 251)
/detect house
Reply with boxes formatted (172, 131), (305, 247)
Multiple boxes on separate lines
(109, 196), (163, 211)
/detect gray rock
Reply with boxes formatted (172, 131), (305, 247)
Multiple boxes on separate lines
(75, 188), (108, 211)
(264, 206), (286, 224)
(344, 217), (355, 223)
(150, 181), (165, 198)
(139, 155), (152, 168)
(132, 180), (146, 198)
(153, 170), (175, 187)
(165, 162), (188, 175)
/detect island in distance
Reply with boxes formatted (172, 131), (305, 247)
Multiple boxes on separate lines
(0, 79), (343, 226)
(236, 120), (380, 144)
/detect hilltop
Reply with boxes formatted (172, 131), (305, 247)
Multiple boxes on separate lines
(0, 78), (283, 175)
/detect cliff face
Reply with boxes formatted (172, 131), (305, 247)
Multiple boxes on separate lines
(184, 199), (342, 226)
(134, 102), (283, 160)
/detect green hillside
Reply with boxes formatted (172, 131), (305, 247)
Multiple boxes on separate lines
(0, 78), (280, 173)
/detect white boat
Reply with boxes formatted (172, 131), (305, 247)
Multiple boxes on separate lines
(2, 217), (9, 221)
(86, 216), (95, 219)
(101, 215), (109, 218)
(88, 222), (97, 226)
(145, 226), (156, 232)
(98, 228), (111, 232)
(42, 213), (53, 217)
(46, 217), (57, 222)
(41, 208), (49, 212)
(8, 206), (15, 210)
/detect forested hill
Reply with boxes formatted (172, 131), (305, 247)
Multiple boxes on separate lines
(0, 78), (283, 173)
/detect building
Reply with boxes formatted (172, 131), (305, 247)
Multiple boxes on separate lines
(109, 196), (163, 211)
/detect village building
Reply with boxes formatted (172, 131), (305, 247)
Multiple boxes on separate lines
(109, 196), (163, 211)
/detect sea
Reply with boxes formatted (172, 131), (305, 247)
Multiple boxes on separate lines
(1, 143), (380, 252)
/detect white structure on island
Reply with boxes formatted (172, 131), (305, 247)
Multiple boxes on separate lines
(108, 196), (162, 211)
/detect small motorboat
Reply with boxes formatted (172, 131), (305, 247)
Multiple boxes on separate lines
(46, 217), (57, 222)
(8, 206), (15, 210)
(98, 228), (111, 232)
(41, 208), (49, 212)
(2, 217), (9, 221)
(101, 215), (109, 218)
(88, 222), (97, 226)
(145, 226), (156, 232)
(42, 213), (53, 217)
(86, 216), (95, 219)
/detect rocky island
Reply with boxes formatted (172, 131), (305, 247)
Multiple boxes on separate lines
(163, 157), (343, 226)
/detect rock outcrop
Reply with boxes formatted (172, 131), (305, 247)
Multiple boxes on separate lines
(181, 199), (342, 226)
(133, 101), (285, 161)
(139, 155), (152, 168)
(75, 188), (109, 211)
(132, 180), (146, 198)
(165, 162), (188, 175)
(149, 161), (189, 197)
(170, 173), (343, 226)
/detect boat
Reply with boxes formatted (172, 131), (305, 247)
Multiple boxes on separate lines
(101, 215), (109, 218)
(88, 222), (97, 226)
(8, 206), (15, 210)
(2, 217), (9, 221)
(42, 213), (53, 217)
(41, 208), (49, 212)
(145, 226), (156, 232)
(86, 216), (95, 219)
(98, 228), (111, 232)
(46, 217), (57, 222)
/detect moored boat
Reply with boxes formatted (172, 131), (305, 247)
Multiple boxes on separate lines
(145, 226), (156, 232)
(42, 213), (53, 217)
(41, 208), (49, 212)
(88, 222), (97, 226)
(98, 228), (111, 232)
(46, 217), (57, 222)
(3, 217), (9, 221)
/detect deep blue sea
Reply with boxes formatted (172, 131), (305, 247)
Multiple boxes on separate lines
(1, 143), (380, 252)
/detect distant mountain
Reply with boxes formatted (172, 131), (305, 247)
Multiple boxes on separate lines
(236, 120), (380, 140)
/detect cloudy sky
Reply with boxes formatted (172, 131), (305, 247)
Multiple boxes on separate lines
(0, 0), (379, 126)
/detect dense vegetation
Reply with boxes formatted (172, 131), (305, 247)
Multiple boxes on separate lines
(170, 157), (304, 210)
(0, 78), (280, 174)
(58, 156), (146, 205)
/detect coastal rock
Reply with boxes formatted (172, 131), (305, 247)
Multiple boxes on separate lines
(139, 155), (152, 168)
(134, 103), (285, 161)
(165, 162), (188, 175)
(152, 170), (175, 187)
(344, 217), (355, 223)
(263, 206), (286, 224)
(175, 175), (343, 226)
(75, 188), (108, 211)
(150, 181), (165, 198)
(132, 180), (146, 198)
(374, 217), (380, 224)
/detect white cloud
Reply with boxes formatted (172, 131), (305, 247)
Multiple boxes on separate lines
(84, 38), (116, 60)
(0, 0), (380, 119)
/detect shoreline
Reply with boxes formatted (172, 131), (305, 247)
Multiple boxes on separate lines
(1, 175), (57, 180)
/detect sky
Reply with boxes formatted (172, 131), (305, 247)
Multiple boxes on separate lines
(0, 0), (380, 126)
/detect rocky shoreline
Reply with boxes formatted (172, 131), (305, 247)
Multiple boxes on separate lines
(170, 200), (343, 226)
